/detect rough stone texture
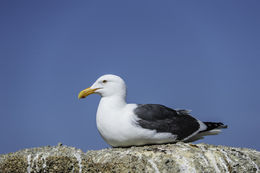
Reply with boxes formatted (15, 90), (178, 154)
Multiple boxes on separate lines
(0, 143), (259, 173)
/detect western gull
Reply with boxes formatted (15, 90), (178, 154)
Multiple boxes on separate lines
(78, 74), (227, 147)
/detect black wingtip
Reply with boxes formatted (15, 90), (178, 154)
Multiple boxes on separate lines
(203, 122), (228, 131)
(221, 124), (228, 129)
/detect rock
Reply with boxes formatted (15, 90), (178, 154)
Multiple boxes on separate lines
(0, 143), (259, 173)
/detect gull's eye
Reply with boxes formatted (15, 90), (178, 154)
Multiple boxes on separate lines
(102, 80), (107, 84)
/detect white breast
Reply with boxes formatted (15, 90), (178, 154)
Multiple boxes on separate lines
(96, 97), (136, 146)
(96, 97), (177, 147)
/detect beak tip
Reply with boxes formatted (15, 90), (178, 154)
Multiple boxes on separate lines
(78, 96), (84, 99)
(78, 93), (86, 99)
(78, 87), (95, 100)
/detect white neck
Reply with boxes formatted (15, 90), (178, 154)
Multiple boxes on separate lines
(99, 95), (127, 109)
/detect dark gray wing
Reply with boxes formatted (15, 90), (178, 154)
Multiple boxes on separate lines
(134, 104), (200, 140)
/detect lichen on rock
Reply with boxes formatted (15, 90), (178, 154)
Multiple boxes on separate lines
(0, 143), (259, 173)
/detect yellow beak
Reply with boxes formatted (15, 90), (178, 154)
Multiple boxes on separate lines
(78, 87), (99, 99)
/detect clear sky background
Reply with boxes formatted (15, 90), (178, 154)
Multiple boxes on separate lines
(0, 1), (259, 154)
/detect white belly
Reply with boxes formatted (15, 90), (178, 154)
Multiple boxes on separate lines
(96, 102), (177, 147)
(96, 103), (137, 146)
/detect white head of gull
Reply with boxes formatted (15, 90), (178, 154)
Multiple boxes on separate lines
(78, 74), (227, 147)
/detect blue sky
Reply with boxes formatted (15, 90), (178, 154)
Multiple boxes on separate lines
(0, 0), (260, 154)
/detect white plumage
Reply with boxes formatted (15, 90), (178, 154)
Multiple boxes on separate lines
(78, 74), (227, 147)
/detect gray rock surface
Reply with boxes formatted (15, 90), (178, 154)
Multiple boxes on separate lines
(0, 142), (259, 173)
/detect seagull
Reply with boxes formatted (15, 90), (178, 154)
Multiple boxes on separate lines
(78, 74), (227, 147)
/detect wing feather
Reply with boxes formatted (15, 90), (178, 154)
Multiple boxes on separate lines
(134, 104), (200, 140)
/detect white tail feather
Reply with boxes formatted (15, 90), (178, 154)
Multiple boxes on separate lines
(184, 129), (222, 142)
